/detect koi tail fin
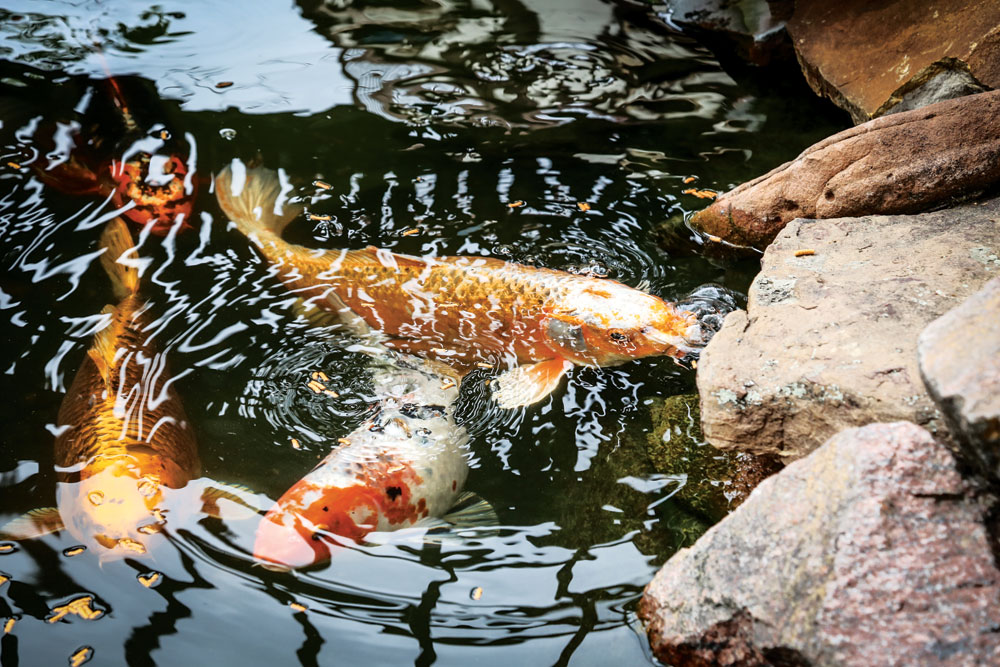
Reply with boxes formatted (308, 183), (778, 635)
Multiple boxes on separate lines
(99, 217), (140, 300)
(215, 161), (302, 243)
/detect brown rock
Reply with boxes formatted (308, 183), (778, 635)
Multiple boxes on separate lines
(919, 277), (1000, 487)
(697, 198), (1000, 461)
(787, 1), (1000, 123)
(689, 90), (1000, 252)
(639, 422), (1000, 666)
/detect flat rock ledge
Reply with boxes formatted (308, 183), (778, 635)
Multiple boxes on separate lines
(689, 90), (1000, 253)
(696, 197), (1000, 461)
(639, 422), (1000, 666)
(919, 277), (1000, 488)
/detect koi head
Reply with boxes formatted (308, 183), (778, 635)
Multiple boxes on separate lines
(253, 479), (382, 570)
(110, 153), (194, 235)
(543, 282), (699, 367)
(254, 449), (427, 570)
(56, 457), (175, 560)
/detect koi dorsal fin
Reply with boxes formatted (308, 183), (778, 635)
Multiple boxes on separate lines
(99, 217), (140, 300)
(88, 304), (120, 385)
(353, 246), (429, 270)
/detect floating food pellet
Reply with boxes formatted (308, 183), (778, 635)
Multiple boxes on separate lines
(475, 362), (492, 369)
(683, 176), (696, 184)
(308, 214), (332, 221)
(290, 438), (302, 450)
(289, 602), (307, 613)
(507, 200), (525, 208)
(705, 234), (722, 243)
(63, 546), (86, 557)
(3, 617), (14, 634)
(402, 228), (420, 236)
(441, 380), (456, 390)
(137, 572), (162, 588)
(137, 523), (162, 535)
(307, 380), (325, 393)
(484, 379), (491, 386)
(317, 371), (330, 381)
(215, 81), (233, 89)
(577, 202), (591, 212)
(47, 596), (104, 623)
(691, 359), (698, 369)
(0, 573), (9, 586)
(313, 180), (332, 190)
(682, 188), (717, 199)
(794, 249), (816, 257)
(470, 586), (483, 601)
(69, 646), (94, 667)
(87, 491), (104, 505)
(337, 437), (351, 445)
(7, 161), (21, 170)
(159, 130), (170, 141)
(323, 389), (339, 398)
(0, 543), (17, 554)
(117, 537), (146, 554)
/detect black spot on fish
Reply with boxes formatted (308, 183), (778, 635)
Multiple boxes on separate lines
(323, 507), (328, 512)
(386, 486), (402, 501)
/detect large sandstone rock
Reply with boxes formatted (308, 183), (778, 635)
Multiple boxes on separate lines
(689, 90), (1000, 252)
(697, 198), (1000, 460)
(919, 277), (1000, 488)
(787, 0), (1000, 123)
(639, 422), (1000, 666)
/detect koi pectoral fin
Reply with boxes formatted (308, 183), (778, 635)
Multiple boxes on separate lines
(492, 358), (573, 409)
(0, 507), (64, 540)
(199, 482), (269, 521)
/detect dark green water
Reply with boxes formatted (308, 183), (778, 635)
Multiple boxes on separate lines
(0, 1), (846, 664)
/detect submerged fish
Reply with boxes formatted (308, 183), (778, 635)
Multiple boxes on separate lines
(253, 353), (492, 570)
(215, 161), (701, 407)
(0, 219), (203, 558)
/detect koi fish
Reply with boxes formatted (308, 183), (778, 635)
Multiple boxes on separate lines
(215, 161), (702, 408)
(253, 353), (494, 570)
(30, 76), (195, 235)
(0, 219), (230, 559)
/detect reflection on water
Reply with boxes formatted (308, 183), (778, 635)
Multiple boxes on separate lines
(0, 0), (847, 664)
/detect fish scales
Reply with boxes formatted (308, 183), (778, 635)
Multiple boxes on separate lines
(55, 296), (196, 477)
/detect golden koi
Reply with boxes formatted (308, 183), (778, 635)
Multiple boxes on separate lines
(0, 219), (201, 559)
(253, 353), (494, 570)
(215, 162), (702, 408)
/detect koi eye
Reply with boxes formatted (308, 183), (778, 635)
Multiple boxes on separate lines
(609, 332), (629, 344)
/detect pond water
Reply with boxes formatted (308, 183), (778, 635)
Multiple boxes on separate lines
(0, 1), (846, 664)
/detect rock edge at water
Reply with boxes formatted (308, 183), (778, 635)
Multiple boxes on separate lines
(639, 421), (1000, 666)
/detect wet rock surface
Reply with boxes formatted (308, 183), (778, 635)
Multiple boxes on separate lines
(919, 277), (1000, 489)
(697, 197), (1000, 461)
(689, 90), (1000, 252)
(639, 422), (1000, 666)
(786, 0), (1000, 123)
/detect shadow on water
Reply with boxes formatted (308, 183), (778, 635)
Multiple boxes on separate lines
(0, 0), (849, 664)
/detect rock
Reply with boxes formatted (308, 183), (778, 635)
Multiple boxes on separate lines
(639, 422), (1000, 666)
(919, 277), (1000, 487)
(697, 198), (1000, 461)
(660, 0), (794, 68)
(689, 90), (1000, 252)
(645, 394), (781, 523)
(787, 1), (1000, 123)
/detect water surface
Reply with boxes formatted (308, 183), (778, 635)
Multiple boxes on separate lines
(0, 1), (846, 664)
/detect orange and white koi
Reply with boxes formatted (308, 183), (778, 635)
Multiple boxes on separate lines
(215, 161), (702, 407)
(253, 354), (492, 570)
